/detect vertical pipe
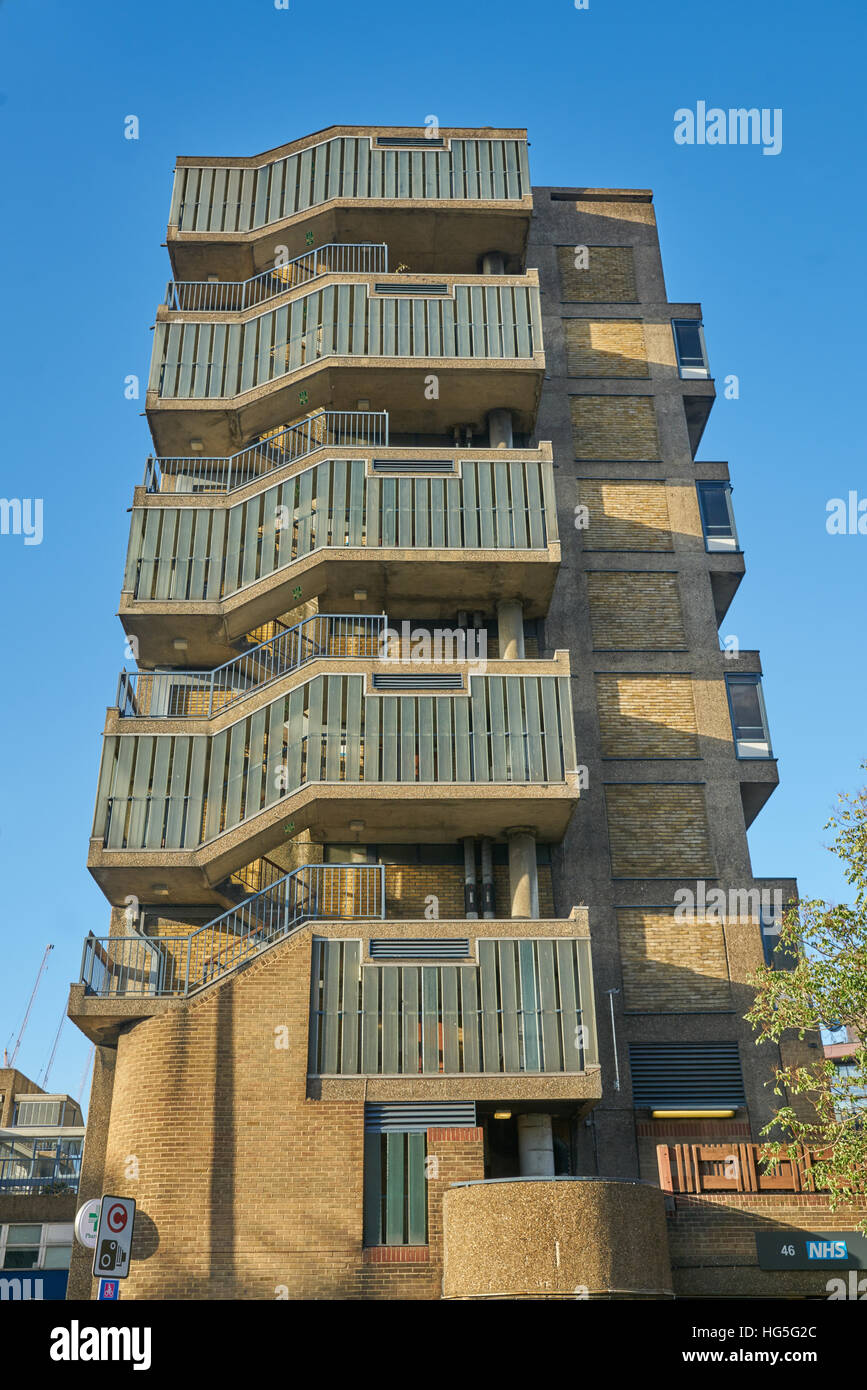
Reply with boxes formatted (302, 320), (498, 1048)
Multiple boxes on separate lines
(462, 837), (479, 919)
(480, 837), (495, 919)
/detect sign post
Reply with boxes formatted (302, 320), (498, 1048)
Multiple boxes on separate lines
(91, 1195), (136, 1282)
(74, 1198), (101, 1250)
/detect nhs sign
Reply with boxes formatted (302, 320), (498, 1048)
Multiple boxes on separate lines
(808, 1240), (848, 1261)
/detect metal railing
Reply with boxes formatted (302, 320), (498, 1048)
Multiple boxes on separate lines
(116, 613), (386, 718)
(164, 242), (388, 312)
(143, 408), (388, 494)
(80, 863), (385, 999)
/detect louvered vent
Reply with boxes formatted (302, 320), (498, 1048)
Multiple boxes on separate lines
(365, 1102), (477, 1133)
(629, 1043), (746, 1109)
(371, 459), (455, 474)
(369, 938), (470, 960)
(374, 283), (449, 296)
(375, 136), (445, 148)
(372, 673), (464, 691)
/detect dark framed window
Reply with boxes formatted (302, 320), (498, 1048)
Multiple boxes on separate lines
(697, 481), (740, 552)
(363, 1131), (428, 1246)
(672, 319), (710, 379)
(726, 675), (773, 759)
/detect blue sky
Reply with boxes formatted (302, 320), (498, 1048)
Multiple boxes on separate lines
(0, 0), (864, 1105)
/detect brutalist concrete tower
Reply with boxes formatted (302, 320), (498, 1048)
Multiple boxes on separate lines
(68, 127), (807, 1301)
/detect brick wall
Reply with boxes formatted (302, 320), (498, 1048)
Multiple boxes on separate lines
(384, 863), (555, 920)
(564, 319), (649, 377)
(67, 928), (488, 1301)
(587, 573), (687, 650)
(579, 480), (673, 551)
(605, 784), (716, 877)
(617, 909), (731, 1011)
(668, 1193), (867, 1298)
(556, 245), (638, 302)
(570, 395), (660, 459)
(596, 674), (699, 757)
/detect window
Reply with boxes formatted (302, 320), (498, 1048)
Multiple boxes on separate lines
(672, 319), (710, 379)
(0, 1222), (74, 1270)
(12, 1097), (83, 1127)
(363, 1132), (427, 1246)
(697, 482), (739, 552)
(831, 1059), (867, 1121)
(726, 675), (773, 758)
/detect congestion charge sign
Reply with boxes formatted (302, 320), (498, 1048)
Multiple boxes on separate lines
(91, 1195), (136, 1280)
(755, 1231), (867, 1270)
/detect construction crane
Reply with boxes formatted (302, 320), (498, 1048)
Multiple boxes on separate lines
(39, 1007), (67, 1089)
(76, 1044), (96, 1106)
(5, 944), (54, 1069)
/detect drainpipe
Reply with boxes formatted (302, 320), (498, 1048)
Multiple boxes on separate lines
(517, 1113), (555, 1176)
(480, 837), (495, 919)
(497, 599), (525, 660)
(506, 827), (539, 919)
(462, 837), (479, 919)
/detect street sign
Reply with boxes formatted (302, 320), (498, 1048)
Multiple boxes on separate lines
(755, 1231), (867, 1270)
(74, 1198), (101, 1250)
(91, 1195), (136, 1281)
(98, 1278), (120, 1301)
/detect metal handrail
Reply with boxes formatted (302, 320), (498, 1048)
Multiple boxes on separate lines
(143, 408), (389, 494)
(164, 242), (388, 312)
(116, 613), (386, 718)
(79, 863), (385, 999)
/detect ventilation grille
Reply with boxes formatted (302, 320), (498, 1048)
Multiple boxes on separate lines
(369, 938), (471, 960)
(374, 282), (449, 296)
(372, 673), (464, 692)
(371, 459), (455, 475)
(365, 1102), (477, 1133)
(629, 1043), (745, 1109)
(375, 136), (445, 148)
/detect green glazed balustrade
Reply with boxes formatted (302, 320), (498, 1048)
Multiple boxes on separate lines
(309, 936), (598, 1076)
(170, 135), (531, 232)
(94, 673), (577, 851)
(124, 456), (558, 601)
(149, 282), (542, 399)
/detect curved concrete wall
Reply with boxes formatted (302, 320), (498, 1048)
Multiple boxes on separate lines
(442, 1177), (673, 1299)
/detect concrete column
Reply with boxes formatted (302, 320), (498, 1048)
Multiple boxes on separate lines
(480, 837), (495, 919)
(462, 836), (478, 919)
(487, 407), (513, 449)
(480, 251), (506, 275)
(506, 828), (539, 919)
(517, 1113), (555, 1177)
(497, 599), (525, 659)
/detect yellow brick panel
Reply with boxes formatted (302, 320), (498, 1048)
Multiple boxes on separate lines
(617, 909), (731, 1011)
(579, 480), (672, 551)
(557, 246), (637, 303)
(570, 395), (660, 459)
(605, 785), (716, 877)
(574, 200), (656, 227)
(564, 319), (649, 378)
(587, 573), (686, 650)
(596, 675), (699, 758)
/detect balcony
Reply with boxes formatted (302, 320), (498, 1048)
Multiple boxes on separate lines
(167, 127), (533, 281)
(117, 613), (386, 718)
(121, 445), (560, 667)
(145, 272), (545, 456)
(308, 928), (598, 1089)
(88, 664), (580, 903)
(164, 242), (388, 313)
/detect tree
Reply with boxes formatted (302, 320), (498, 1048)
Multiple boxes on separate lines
(746, 763), (867, 1222)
